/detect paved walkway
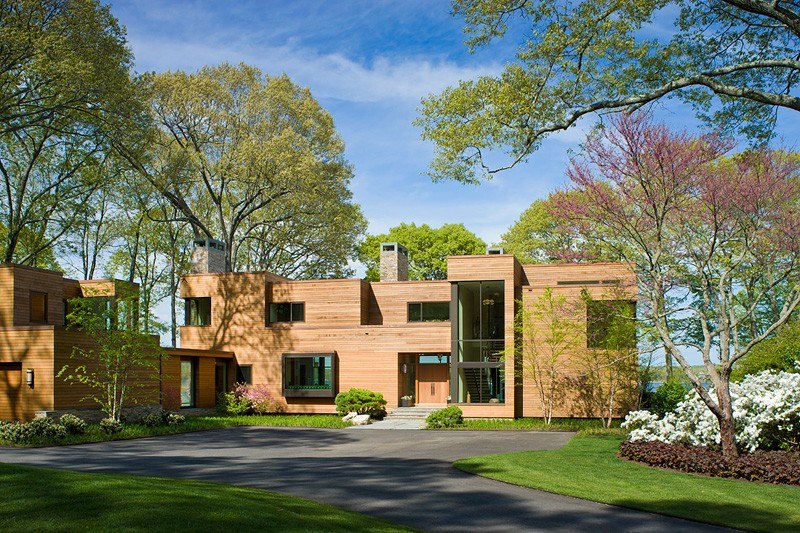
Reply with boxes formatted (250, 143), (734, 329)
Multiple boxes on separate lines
(0, 428), (730, 532)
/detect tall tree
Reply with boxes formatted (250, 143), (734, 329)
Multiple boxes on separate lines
(0, 0), (139, 266)
(358, 222), (486, 281)
(417, 0), (800, 183)
(0, 0), (134, 136)
(501, 196), (619, 263)
(118, 63), (365, 276)
(552, 113), (800, 457)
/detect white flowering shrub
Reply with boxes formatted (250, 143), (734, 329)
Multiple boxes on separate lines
(623, 370), (800, 452)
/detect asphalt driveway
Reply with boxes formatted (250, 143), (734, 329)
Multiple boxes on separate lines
(0, 427), (727, 532)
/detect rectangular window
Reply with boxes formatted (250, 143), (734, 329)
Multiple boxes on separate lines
(185, 297), (211, 326)
(236, 364), (252, 385)
(30, 291), (47, 324)
(282, 353), (336, 397)
(586, 299), (637, 349)
(407, 301), (450, 322)
(269, 302), (305, 323)
(180, 359), (197, 407)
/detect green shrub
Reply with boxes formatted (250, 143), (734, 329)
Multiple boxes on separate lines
(166, 413), (185, 425)
(648, 380), (686, 416)
(140, 412), (167, 427)
(58, 414), (87, 435)
(0, 417), (67, 444)
(334, 388), (387, 419)
(426, 406), (464, 429)
(732, 320), (800, 380)
(217, 391), (250, 415)
(99, 417), (123, 434)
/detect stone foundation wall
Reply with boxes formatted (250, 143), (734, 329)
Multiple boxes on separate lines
(35, 403), (163, 423)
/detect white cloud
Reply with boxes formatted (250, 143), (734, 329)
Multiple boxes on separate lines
(127, 33), (499, 104)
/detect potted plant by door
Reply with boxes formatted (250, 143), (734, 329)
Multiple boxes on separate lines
(400, 395), (415, 407)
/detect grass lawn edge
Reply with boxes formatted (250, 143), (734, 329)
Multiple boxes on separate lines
(452, 434), (799, 532)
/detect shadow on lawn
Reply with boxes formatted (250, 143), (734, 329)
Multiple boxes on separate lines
(0, 428), (724, 532)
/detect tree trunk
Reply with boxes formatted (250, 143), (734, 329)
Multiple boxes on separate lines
(716, 379), (739, 458)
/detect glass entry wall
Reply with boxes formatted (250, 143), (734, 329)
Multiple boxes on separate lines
(452, 281), (505, 403)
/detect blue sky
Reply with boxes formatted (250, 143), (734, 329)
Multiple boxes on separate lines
(110, 0), (800, 250)
(110, 0), (591, 250)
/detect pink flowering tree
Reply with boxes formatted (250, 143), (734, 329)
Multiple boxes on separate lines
(551, 113), (800, 458)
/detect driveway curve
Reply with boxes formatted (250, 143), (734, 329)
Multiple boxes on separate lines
(0, 427), (727, 532)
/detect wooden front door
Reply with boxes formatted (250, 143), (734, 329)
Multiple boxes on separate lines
(417, 363), (449, 404)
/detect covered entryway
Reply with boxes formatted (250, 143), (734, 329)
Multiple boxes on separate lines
(399, 353), (450, 406)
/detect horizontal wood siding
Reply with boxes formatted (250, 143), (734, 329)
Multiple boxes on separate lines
(519, 268), (637, 418)
(0, 327), (55, 420)
(53, 331), (161, 411)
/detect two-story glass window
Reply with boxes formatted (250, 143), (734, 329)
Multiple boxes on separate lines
(453, 280), (506, 404)
(408, 301), (450, 322)
(269, 302), (305, 323)
(185, 297), (211, 326)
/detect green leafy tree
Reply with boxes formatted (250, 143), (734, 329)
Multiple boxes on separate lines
(117, 63), (365, 276)
(513, 288), (580, 424)
(574, 291), (639, 427)
(358, 222), (485, 281)
(501, 196), (619, 263)
(0, 0), (135, 136)
(417, 0), (800, 183)
(58, 286), (165, 422)
(0, 0), (139, 265)
(732, 320), (800, 380)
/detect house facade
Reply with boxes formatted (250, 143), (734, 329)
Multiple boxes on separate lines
(0, 240), (636, 422)
(179, 240), (637, 418)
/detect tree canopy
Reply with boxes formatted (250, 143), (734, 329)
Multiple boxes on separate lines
(500, 196), (619, 263)
(552, 112), (800, 456)
(417, 0), (800, 183)
(119, 63), (365, 277)
(358, 222), (485, 281)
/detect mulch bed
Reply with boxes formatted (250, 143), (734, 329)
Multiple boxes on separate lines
(618, 440), (800, 485)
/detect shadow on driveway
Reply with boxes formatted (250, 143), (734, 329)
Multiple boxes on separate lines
(0, 428), (729, 532)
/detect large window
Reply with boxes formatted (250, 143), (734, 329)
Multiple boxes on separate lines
(30, 291), (47, 324)
(453, 281), (506, 403)
(282, 353), (335, 397)
(236, 364), (252, 385)
(269, 302), (305, 323)
(408, 301), (450, 322)
(586, 299), (637, 349)
(185, 297), (211, 326)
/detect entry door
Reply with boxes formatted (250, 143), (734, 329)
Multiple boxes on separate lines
(417, 363), (449, 404)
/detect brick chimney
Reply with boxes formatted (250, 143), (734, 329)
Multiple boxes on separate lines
(379, 242), (408, 282)
(190, 238), (226, 274)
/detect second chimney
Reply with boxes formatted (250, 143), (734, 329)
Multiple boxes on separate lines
(379, 242), (408, 282)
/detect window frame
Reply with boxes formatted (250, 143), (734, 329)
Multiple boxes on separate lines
(29, 291), (47, 324)
(236, 364), (253, 385)
(586, 299), (637, 349)
(281, 353), (337, 398)
(185, 297), (212, 327)
(407, 301), (451, 323)
(268, 301), (306, 324)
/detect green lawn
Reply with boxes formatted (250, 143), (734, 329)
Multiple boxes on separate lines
(0, 462), (411, 532)
(457, 417), (621, 432)
(1, 414), (350, 447)
(455, 434), (799, 532)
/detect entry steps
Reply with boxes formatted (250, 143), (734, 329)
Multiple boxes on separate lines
(383, 405), (442, 421)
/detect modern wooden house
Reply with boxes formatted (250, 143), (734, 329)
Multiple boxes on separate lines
(0, 240), (636, 422)
(179, 240), (637, 419)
